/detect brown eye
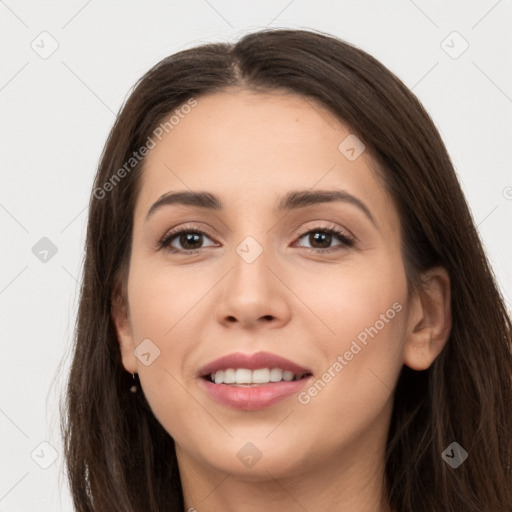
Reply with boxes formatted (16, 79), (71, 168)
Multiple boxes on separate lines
(158, 228), (216, 253)
(157, 224), (354, 255)
(306, 231), (333, 249)
(174, 232), (204, 250)
(295, 226), (354, 252)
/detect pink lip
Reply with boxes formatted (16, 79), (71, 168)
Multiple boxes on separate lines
(197, 351), (313, 411)
(199, 377), (313, 410)
(197, 351), (311, 377)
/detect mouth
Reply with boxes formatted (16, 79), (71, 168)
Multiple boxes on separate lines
(201, 368), (313, 386)
(197, 351), (314, 410)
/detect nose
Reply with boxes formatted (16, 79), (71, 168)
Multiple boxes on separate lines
(214, 239), (292, 330)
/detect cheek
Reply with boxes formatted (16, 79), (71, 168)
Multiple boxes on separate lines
(125, 261), (205, 414)
(127, 257), (215, 342)
(298, 254), (407, 345)
(297, 254), (406, 374)
(296, 261), (407, 422)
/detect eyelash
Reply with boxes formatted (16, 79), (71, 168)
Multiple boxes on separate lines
(157, 223), (355, 255)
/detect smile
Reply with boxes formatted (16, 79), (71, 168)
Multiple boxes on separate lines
(206, 367), (311, 385)
(197, 351), (314, 410)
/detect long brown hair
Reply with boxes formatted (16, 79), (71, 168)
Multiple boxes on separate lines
(60, 28), (512, 511)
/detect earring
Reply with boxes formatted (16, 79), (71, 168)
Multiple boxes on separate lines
(130, 373), (138, 393)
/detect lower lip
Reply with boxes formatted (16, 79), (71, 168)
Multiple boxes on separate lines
(199, 377), (312, 410)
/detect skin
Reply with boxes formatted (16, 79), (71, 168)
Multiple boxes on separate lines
(112, 89), (451, 512)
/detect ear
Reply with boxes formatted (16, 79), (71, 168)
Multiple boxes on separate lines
(111, 280), (138, 374)
(403, 266), (451, 371)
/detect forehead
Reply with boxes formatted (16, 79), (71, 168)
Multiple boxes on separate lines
(134, 89), (392, 221)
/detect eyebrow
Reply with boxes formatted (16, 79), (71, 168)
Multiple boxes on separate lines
(145, 189), (377, 227)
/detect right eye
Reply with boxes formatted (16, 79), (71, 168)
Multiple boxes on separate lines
(158, 226), (218, 254)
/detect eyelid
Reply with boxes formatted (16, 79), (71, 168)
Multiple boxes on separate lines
(157, 223), (217, 252)
(295, 221), (353, 240)
(292, 223), (355, 251)
(157, 221), (355, 253)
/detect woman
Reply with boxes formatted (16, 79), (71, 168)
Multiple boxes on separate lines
(61, 28), (512, 511)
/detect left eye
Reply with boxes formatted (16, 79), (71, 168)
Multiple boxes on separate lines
(295, 227), (354, 251)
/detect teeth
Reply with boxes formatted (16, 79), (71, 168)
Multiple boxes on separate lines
(270, 368), (283, 382)
(209, 368), (306, 385)
(283, 370), (295, 381)
(223, 368), (235, 384)
(252, 368), (270, 383)
(235, 368), (252, 384)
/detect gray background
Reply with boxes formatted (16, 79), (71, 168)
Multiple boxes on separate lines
(1, 1), (511, 510)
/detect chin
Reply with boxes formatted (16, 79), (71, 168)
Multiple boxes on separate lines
(188, 435), (310, 480)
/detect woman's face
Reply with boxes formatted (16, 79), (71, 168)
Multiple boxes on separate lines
(114, 89), (415, 480)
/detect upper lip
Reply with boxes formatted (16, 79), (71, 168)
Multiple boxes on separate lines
(198, 351), (312, 378)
